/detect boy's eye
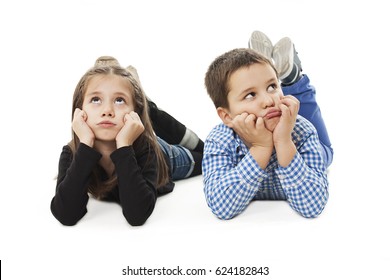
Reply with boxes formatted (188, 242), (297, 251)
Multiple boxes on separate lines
(91, 97), (101, 104)
(267, 83), (277, 93)
(115, 97), (125, 104)
(244, 92), (256, 99)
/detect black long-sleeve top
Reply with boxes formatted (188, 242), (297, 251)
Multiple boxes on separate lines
(50, 143), (174, 226)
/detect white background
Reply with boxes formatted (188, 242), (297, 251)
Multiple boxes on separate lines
(1, 0), (389, 279)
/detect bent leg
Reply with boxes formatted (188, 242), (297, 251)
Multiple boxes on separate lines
(157, 137), (202, 180)
(282, 75), (333, 166)
(148, 100), (204, 153)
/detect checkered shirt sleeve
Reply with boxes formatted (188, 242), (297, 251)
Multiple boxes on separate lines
(276, 125), (329, 218)
(202, 124), (268, 220)
(202, 117), (329, 219)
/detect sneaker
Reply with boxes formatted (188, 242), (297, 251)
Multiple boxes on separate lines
(272, 37), (302, 84)
(126, 65), (141, 85)
(94, 56), (120, 67)
(248, 30), (273, 61)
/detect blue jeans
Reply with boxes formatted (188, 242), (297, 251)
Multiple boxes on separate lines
(157, 137), (195, 180)
(282, 75), (333, 167)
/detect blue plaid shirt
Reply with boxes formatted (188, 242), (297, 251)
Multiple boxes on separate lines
(202, 115), (329, 219)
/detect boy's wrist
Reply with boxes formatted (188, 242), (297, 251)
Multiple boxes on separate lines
(250, 145), (273, 170)
(274, 139), (296, 167)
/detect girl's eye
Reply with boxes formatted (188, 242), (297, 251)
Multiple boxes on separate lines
(115, 97), (125, 104)
(244, 92), (256, 99)
(91, 97), (101, 104)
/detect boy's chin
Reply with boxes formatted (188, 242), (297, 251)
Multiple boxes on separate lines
(264, 117), (280, 132)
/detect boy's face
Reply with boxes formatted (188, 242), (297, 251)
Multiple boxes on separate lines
(217, 63), (284, 132)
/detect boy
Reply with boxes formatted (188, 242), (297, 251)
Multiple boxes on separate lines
(203, 31), (333, 220)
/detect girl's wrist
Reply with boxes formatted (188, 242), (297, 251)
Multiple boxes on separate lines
(80, 138), (94, 147)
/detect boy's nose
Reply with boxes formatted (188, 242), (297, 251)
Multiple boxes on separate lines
(261, 94), (275, 108)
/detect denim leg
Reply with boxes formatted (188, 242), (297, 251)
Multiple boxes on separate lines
(282, 75), (333, 167)
(157, 137), (195, 180)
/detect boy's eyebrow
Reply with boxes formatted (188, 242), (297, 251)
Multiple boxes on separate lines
(238, 77), (278, 95)
(238, 86), (256, 96)
(240, 77), (278, 94)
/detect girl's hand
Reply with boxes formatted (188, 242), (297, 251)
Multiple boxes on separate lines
(273, 95), (299, 146)
(72, 108), (95, 147)
(116, 112), (145, 148)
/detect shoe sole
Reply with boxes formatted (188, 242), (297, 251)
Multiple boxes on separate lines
(248, 31), (273, 60)
(272, 37), (294, 80)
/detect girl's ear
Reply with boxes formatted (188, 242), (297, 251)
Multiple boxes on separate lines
(217, 107), (234, 128)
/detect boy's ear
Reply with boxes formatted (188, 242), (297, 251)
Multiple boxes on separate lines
(217, 107), (233, 128)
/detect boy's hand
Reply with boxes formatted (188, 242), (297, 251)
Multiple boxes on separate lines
(273, 95), (299, 145)
(231, 112), (273, 148)
(273, 95), (299, 167)
(231, 112), (273, 170)
(72, 108), (95, 147)
(116, 112), (145, 148)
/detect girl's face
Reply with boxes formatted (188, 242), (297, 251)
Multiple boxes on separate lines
(82, 74), (135, 142)
(220, 63), (284, 132)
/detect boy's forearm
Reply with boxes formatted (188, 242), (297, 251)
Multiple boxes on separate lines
(275, 140), (297, 167)
(203, 153), (267, 220)
(249, 146), (273, 169)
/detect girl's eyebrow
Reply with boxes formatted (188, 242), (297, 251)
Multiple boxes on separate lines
(113, 92), (131, 98)
(85, 91), (102, 97)
(85, 91), (130, 98)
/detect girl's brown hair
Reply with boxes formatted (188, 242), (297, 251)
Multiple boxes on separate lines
(69, 65), (169, 198)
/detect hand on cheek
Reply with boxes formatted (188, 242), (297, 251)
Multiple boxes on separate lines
(231, 112), (273, 148)
(116, 112), (145, 148)
(273, 95), (299, 144)
(72, 108), (95, 147)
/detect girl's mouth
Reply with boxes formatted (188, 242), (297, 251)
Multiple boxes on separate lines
(98, 121), (116, 128)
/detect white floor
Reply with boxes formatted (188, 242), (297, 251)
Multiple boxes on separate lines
(1, 1), (389, 279)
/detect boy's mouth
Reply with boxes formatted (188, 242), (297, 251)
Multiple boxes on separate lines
(264, 109), (282, 119)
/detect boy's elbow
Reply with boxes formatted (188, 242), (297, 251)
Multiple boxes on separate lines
(215, 212), (235, 220)
(209, 204), (237, 220)
(298, 205), (326, 219)
(300, 211), (321, 219)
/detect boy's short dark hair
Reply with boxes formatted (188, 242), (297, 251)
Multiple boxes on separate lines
(204, 48), (276, 109)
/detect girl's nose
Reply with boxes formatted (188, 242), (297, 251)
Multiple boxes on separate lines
(101, 104), (114, 117)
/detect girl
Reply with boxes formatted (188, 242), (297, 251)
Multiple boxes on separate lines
(51, 63), (203, 226)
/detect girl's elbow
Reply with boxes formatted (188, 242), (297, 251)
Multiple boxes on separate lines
(124, 216), (148, 226)
(122, 205), (155, 226)
(50, 201), (85, 226)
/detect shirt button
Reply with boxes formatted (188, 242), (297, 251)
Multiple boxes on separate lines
(279, 175), (285, 180)
(258, 178), (263, 182)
